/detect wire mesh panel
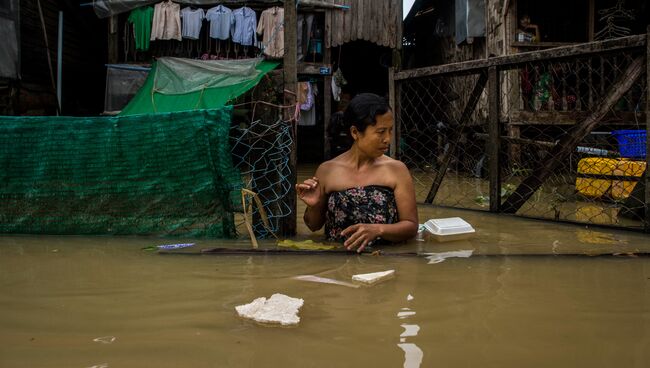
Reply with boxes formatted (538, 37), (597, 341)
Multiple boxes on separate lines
(395, 35), (648, 230)
(398, 71), (491, 210)
(230, 118), (293, 237)
(0, 108), (241, 237)
(498, 49), (647, 228)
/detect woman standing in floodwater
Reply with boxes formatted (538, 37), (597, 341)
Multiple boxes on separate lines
(297, 93), (418, 252)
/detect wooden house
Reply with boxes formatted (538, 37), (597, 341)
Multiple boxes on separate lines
(96, 0), (403, 162)
(0, 0), (106, 116)
(402, 0), (649, 161)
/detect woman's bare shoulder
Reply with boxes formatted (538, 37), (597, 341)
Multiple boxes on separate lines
(378, 155), (409, 171)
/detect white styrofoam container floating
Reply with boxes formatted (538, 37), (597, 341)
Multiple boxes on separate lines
(423, 217), (475, 242)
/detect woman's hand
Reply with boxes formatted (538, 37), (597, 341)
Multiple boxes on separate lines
(341, 224), (382, 253)
(296, 177), (322, 208)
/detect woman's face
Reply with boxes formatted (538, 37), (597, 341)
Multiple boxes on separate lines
(352, 111), (393, 158)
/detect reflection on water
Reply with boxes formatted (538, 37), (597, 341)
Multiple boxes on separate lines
(1, 208), (650, 367)
(397, 294), (423, 368)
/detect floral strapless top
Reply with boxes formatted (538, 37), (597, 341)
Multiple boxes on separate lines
(325, 185), (398, 242)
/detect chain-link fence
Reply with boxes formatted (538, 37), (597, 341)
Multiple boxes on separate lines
(393, 35), (649, 231)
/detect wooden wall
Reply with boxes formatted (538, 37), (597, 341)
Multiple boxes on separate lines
(17, 0), (107, 115)
(325, 0), (402, 49)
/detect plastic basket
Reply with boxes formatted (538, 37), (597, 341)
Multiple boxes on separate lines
(612, 130), (646, 159)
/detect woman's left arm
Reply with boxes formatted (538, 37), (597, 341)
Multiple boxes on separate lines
(342, 161), (419, 251)
(377, 161), (419, 241)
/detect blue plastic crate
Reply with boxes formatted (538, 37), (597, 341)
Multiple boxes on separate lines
(612, 129), (646, 159)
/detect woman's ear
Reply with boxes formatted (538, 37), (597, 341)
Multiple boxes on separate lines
(349, 125), (359, 140)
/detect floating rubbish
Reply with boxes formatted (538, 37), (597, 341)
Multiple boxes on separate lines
(277, 239), (337, 251)
(352, 270), (395, 285)
(407, 294), (414, 301)
(293, 275), (359, 288)
(235, 293), (304, 326)
(92, 336), (116, 344)
(424, 250), (473, 264)
(423, 217), (475, 242)
(86, 364), (109, 368)
(142, 243), (195, 251)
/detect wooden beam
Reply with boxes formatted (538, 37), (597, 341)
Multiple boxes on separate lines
(501, 56), (645, 214)
(388, 67), (396, 157)
(425, 71), (488, 203)
(588, 0), (595, 42)
(394, 35), (646, 80)
(108, 15), (119, 64)
(509, 110), (646, 126)
(323, 43), (332, 160)
(282, 0), (298, 236)
(488, 66), (501, 212)
(297, 62), (332, 75)
(643, 25), (650, 233)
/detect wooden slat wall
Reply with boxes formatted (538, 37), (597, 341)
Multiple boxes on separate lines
(326, 0), (401, 49)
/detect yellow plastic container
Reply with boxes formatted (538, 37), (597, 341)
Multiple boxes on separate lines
(576, 157), (646, 200)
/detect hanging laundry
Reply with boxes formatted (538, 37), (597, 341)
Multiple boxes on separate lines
(297, 82), (309, 106)
(297, 13), (314, 61)
(257, 6), (284, 58)
(205, 5), (233, 40)
(331, 68), (347, 102)
(299, 82), (317, 127)
(232, 7), (257, 46)
(151, 0), (182, 41)
(180, 7), (205, 40)
(127, 6), (154, 51)
(298, 82), (313, 111)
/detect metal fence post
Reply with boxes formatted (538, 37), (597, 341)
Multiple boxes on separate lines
(488, 66), (501, 212)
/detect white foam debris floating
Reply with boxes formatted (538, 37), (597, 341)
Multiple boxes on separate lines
(235, 293), (304, 326)
(423, 217), (475, 242)
(293, 275), (360, 288)
(424, 250), (473, 264)
(351, 269), (395, 285)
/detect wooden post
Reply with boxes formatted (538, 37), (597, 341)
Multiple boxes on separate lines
(643, 26), (650, 233)
(488, 66), (501, 212)
(108, 16), (119, 64)
(588, 0), (595, 42)
(501, 56), (645, 213)
(388, 67), (396, 158)
(282, 0), (298, 236)
(323, 12), (332, 160)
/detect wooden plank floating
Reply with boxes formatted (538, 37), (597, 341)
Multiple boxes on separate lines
(156, 247), (650, 257)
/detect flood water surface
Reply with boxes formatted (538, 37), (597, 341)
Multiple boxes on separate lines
(1, 209), (650, 368)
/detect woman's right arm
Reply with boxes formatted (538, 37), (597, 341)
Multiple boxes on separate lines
(303, 197), (327, 231)
(297, 165), (328, 231)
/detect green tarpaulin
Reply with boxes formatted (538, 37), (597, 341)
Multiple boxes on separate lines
(119, 58), (279, 116)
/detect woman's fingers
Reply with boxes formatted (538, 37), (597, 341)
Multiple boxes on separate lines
(343, 225), (366, 251)
(356, 239), (370, 253)
(343, 224), (378, 252)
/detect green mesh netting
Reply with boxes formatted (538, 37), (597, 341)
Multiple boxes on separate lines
(0, 108), (242, 237)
